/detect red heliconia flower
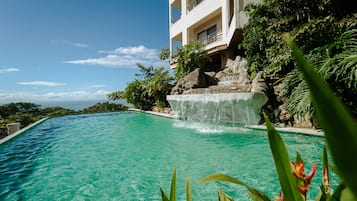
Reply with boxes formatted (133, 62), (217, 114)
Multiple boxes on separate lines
(274, 192), (285, 201)
(290, 160), (305, 179)
(291, 162), (317, 200)
(305, 163), (317, 184)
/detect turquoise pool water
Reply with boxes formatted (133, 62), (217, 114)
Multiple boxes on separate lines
(0, 112), (333, 200)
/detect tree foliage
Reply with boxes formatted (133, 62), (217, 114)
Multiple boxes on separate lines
(0, 101), (128, 137)
(174, 42), (210, 80)
(0, 102), (41, 119)
(108, 64), (173, 110)
(242, 0), (357, 120)
(81, 102), (128, 114)
(159, 48), (170, 61)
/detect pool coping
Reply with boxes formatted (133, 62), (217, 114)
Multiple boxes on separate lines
(0, 117), (49, 145)
(128, 108), (173, 118)
(129, 108), (325, 137)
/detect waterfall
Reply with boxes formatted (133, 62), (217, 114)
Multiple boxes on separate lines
(167, 92), (268, 125)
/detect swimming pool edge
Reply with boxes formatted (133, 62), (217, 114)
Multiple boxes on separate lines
(128, 108), (173, 118)
(0, 117), (49, 145)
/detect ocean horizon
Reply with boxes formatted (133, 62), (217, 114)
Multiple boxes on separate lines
(37, 99), (128, 111)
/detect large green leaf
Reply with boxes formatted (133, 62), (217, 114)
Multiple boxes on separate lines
(186, 177), (192, 201)
(218, 189), (234, 201)
(329, 183), (345, 201)
(289, 39), (357, 197)
(170, 167), (177, 201)
(340, 187), (357, 201)
(264, 114), (304, 201)
(200, 173), (271, 201)
(160, 188), (170, 201)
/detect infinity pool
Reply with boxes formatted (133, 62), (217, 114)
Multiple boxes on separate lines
(0, 112), (330, 200)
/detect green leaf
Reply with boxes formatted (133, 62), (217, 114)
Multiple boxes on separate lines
(329, 183), (346, 201)
(186, 177), (193, 201)
(322, 146), (331, 199)
(296, 152), (303, 163)
(170, 167), (177, 201)
(314, 188), (324, 201)
(329, 163), (343, 180)
(314, 146), (331, 201)
(341, 187), (357, 201)
(218, 189), (234, 201)
(200, 174), (270, 201)
(248, 191), (270, 201)
(264, 114), (304, 201)
(289, 39), (357, 198)
(160, 188), (170, 201)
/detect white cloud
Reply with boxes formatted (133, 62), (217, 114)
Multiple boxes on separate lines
(88, 84), (106, 88)
(51, 40), (89, 48)
(0, 90), (109, 103)
(66, 45), (167, 68)
(96, 90), (111, 95)
(16, 81), (66, 87)
(0, 68), (20, 73)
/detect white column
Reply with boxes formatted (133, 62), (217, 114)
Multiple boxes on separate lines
(222, 0), (229, 45)
(182, 0), (187, 16)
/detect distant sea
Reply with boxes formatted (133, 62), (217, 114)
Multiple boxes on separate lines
(38, 99), (128, 111)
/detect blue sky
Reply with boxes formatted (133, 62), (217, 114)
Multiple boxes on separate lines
(0, 0), (169, 104)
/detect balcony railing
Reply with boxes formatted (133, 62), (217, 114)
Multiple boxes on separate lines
(187, 0), (205, 12)
(197, 31), (222, 45)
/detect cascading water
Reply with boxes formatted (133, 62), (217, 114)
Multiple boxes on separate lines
(168, 56), (268, 125)
(167, 92), (268, 125)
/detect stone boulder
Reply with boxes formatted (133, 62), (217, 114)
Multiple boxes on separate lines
(225, 56), (248, 74)
(171, 68), (217, 95)
(251, 71), (267, 93)
(217, 56), (251, 88)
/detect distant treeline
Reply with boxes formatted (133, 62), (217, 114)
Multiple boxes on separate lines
(0, 102), (128, 138)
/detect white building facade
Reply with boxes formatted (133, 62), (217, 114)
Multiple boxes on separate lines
(169, 0), (259, 69)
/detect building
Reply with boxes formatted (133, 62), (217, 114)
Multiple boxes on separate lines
(169, 0), (259, 70)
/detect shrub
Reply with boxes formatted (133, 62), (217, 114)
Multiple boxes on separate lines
(174, 42), (210, 81)
(108, 64), (173, 111)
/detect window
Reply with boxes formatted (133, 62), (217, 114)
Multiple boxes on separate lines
(197, 25), (217, 44)
(207, 25), (217, 37)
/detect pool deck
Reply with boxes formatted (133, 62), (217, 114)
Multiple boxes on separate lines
(129, 108), (324, 137)
(0, 117), (49, 145)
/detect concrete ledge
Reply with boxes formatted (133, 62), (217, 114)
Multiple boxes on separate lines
(0, 117), (49, 145)
(246, 125), (324, 137)
(128, 108), (173, 118)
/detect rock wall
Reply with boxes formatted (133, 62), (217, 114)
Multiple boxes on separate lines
(171, 56), (267, 95)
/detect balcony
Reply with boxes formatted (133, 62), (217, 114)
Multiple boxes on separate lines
(171, 13), (181, 24)
(187, 0), (205, 13)
(197, 31), (222, 45)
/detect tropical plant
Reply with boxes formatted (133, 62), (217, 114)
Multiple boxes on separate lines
(242, 0), (357, 123)
(159, 48), (170, 61)
(283, 28), (357, 119)
(160, 39), (357, 200)
(108, 64), (173, 110)
(174, 42), (210, 81)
